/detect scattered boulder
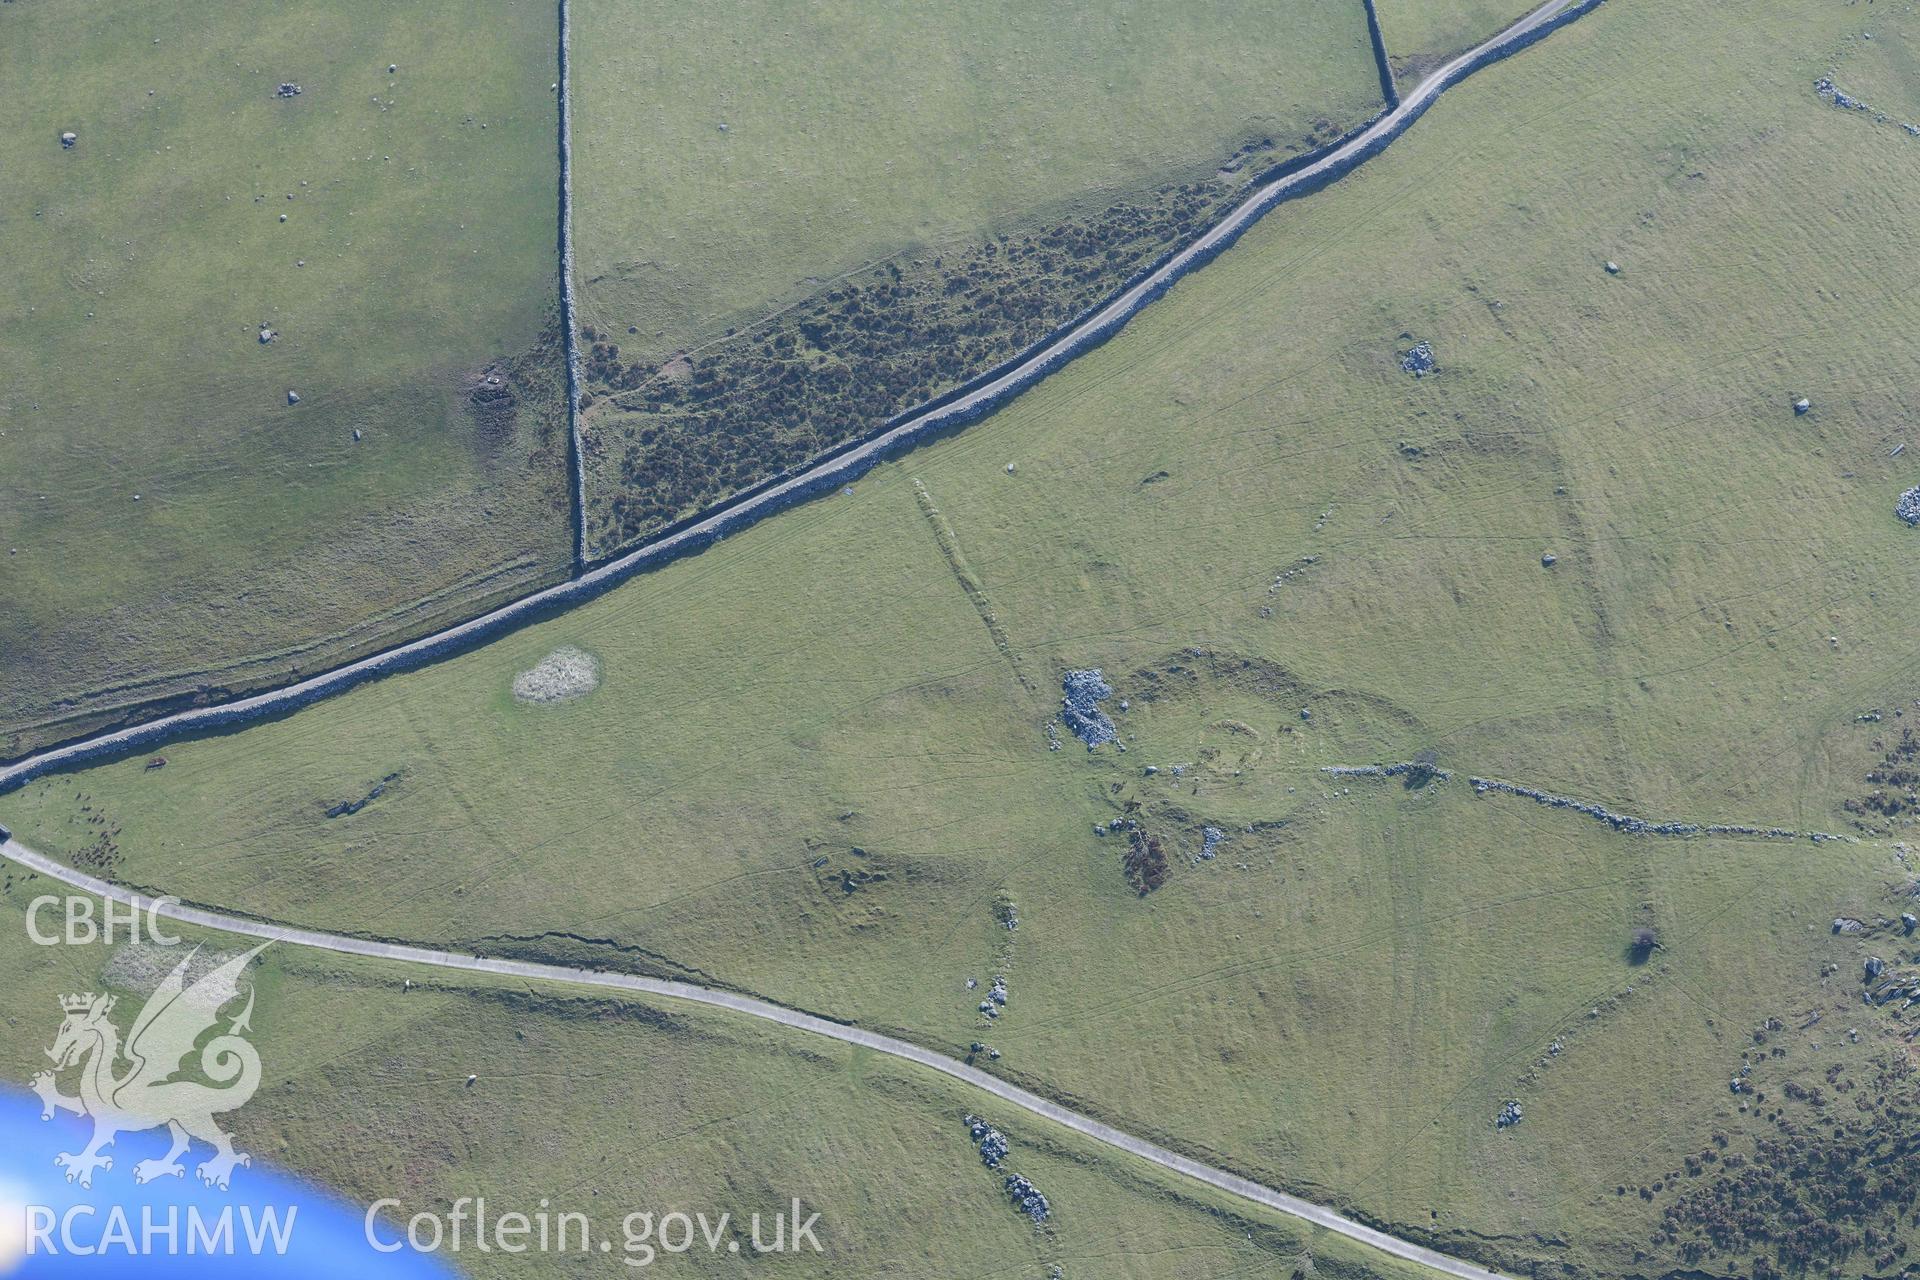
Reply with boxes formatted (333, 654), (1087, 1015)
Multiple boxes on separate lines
(286, 390), (300, 404)
(1792, 396), (1812, 415)
(258, 327), (276, 344)
(1834, 916), (1866, 934)
(1541, 552), (1558, 567)
(1902, 912), (1916, 935)
(1400, 340), (1437, 377)
(1815, 76), (1869, 111)
(1865, 956), (1886, 982)
(1604, 260), (1621, 275)
(275, 83), (302, 98)
(60, 132), (77, 149)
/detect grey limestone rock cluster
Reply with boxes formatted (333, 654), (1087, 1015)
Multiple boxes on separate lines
(1059, 669), (1117, 748)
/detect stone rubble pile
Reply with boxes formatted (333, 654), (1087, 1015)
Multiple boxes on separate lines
(1003, 1174), (1051, 1223)
(965, 1115), (1009, 1168)
(1496, 1100), (1523, 1128)
(1323, 762), (1452, 781)
(1059, 669), (1117, 748)
(1470, 777), (1845, 842)
(1896, 485), (1920, 526)
(1400, 340), (1437, 376)
(1815, 76), (1868, 110)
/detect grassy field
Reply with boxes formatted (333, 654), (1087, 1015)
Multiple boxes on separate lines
(0, 880), (1444, 1280)
(569, 0), (1386, 554)
(570, 0), (1383, 359)
(8, 0), (1920, 1274)
(0, 0), (572, 759)
(1370, 1), (1537, 81)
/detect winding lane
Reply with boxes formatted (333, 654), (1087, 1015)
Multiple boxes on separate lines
(2, 832), (1513, 1280)
(0, 0), (1597, 797)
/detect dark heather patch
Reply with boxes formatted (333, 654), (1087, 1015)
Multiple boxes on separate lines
(578, 129), (1352, 553)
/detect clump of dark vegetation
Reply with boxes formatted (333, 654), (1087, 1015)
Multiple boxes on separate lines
(1628, 925), (1659, 963)
(582, 148), (1318, 551)
(480, 312), (571, 473)
(324, 771), (400, 819)
(1123, 827), (1168, 895)
(1652, 1053), (1920, 1275)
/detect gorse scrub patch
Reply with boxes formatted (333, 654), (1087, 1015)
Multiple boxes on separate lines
(512, 646), (601, 705)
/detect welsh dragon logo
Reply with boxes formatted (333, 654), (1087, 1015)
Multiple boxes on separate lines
(30, 944), (268, 1190)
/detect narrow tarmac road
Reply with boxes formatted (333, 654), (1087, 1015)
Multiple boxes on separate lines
(1, 833), (1515, 1280)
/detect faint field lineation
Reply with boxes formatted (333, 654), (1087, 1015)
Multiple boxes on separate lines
(0, 0), (1601, 798)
